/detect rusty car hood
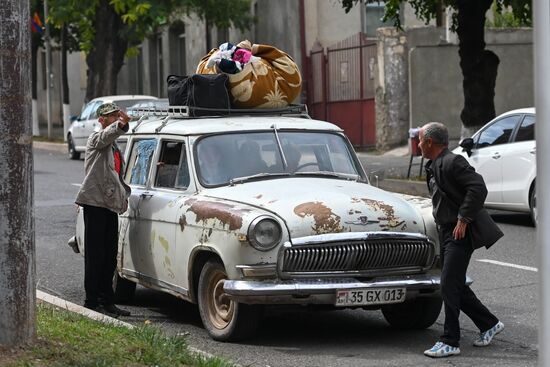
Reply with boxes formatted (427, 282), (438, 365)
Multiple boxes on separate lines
(203, 178), (426, 238)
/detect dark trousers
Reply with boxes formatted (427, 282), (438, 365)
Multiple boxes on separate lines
(82, 204), (118, 308)
(439, 224), (499, 347)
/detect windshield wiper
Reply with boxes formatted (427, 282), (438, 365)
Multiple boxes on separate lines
(229, 172), (291, 186)
(293, 171), (364, 182)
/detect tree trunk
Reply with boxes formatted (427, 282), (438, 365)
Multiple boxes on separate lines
(0, 0), (36, 346)
(456, 0), (499, 131)
(85, 0), (127, 101)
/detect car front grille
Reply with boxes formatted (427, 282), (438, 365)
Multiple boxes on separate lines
(280, 235), (435, 277)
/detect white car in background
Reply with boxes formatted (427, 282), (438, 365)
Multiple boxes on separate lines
(67, 95), (157, 160)
(453, 108), (536, 224)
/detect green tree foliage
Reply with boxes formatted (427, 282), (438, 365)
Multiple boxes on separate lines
(341, 0), (532, 132)
(47, 0), (253, 100)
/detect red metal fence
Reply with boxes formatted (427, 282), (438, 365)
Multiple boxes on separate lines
(308, 33), (376, 147)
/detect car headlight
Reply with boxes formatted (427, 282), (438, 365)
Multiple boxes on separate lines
(248, 216), (282, 251)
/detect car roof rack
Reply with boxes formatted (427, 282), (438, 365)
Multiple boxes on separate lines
(131, 104), (311, 120)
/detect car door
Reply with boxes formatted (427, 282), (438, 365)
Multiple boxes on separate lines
(72, 100), (99, 147)
(133, 139), (191, 287)
(82, 100), (102, 139)
(122, 138), (158, 281)
(467, 115), (521, 205)
(500, 114), (536, 209)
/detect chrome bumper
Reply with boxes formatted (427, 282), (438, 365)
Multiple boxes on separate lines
(223, 274), (463, 305)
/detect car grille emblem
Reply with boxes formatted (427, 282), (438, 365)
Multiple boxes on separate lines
(345, 216), (380, 225)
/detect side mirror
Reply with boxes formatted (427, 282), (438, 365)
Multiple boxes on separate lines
(459, 138), (474, 157)
(368, 169), (385, 187)
(70, 115), (79, 122)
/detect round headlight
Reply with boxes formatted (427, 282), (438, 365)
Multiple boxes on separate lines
(248, 216), (282, 251)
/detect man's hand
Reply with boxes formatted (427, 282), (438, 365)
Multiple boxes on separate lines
(453, 219), (468, 240)
(117, 110), (131, 127)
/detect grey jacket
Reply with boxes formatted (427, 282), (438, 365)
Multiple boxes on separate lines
(75, 122), (131, 214)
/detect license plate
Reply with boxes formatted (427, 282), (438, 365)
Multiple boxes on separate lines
(335, 287), (406, 307)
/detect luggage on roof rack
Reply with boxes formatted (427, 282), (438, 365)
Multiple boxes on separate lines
(130, 104), (310, 119)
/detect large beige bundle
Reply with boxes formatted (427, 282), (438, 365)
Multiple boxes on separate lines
(196, 40), (302, 109)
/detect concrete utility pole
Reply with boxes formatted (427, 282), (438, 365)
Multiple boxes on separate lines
(43, 0), (53, 139)
(0, 0), (36, 345)
(535, 0), (550, 365)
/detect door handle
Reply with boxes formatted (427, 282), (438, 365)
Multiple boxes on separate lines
(140, 192), (153, 199)
(492, 153), (501, 159)
(530, 148), (536, 155)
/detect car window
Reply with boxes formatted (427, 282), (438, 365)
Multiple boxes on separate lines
(79, 100), (101, 121)
(126, 139), (158, 186)
(154, 141), (190, 189)
(514, 115), (535, 143)
(195, 131), (360, 186)
(476, 115), (520, 149)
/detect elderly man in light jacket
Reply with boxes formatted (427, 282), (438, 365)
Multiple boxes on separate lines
(75, 102), (132, 317)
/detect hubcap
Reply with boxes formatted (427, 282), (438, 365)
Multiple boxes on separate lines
(207, 269), (234, 330)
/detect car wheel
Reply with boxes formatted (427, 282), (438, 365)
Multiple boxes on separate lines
(198, 260), (262, 341)
(68, 135), (81, 160)
(382, 297), (442, 329)
(530, 185), (537, 227)
(113, 273), (136, 304)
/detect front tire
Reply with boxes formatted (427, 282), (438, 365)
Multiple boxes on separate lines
(382, 297), (442, 329)
(68, 134), (80, 160)
(530, 184), (537, 227)
(198, 260), (262, 341)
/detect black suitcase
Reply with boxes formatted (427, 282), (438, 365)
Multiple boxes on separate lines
(167, 73), (230, 116)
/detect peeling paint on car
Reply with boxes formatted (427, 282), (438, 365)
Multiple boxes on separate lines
(254, 194), (263, 199)
(179, 215), (187, 231)
(159, 236), (169, 252)
(294, 201), (343, 234)
(187, 200), (250, 231)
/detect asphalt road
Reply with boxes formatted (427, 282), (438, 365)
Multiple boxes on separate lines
(34, 146), (538, 367)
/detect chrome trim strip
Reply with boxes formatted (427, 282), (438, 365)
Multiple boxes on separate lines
(288, 231), (428, 246)
(121, 268), (188, 297)
(236, 264), (277, 277)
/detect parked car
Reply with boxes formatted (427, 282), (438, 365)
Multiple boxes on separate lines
(69, 105), (444, 341)
(67, 95), (158, 160)
(453, 107), (536, 224)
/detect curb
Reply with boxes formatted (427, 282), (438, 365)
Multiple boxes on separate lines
(33, 141), (67, 153)
(378, 178), (429, 198)
(36, 289), (224, 364)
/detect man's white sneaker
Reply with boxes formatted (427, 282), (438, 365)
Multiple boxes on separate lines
(473, 321), (504, 347)
(424, 342), (461, 358)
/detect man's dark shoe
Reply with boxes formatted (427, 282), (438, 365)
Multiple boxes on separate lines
(86, 304), (119, 318)
(103, 304), (131, 317)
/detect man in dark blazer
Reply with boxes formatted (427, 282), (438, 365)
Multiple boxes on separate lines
(418, 122), (504, 358)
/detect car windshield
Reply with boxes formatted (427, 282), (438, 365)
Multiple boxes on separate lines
(195, 131), (363, 186)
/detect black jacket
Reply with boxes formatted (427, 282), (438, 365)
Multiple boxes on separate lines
(425, 149), (487, 222)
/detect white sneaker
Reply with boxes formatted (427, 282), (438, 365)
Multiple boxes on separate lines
(424, 341), (461, 358)
(473, 321), (504, 347)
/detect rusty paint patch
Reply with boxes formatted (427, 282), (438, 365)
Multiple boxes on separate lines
(361, 198), (405, 229)
(294, 202), (343, 234)
(254, 194), (263, 199)
(179, 215), (187, 231)
(187, 200), (250, 231)
(351, 197), (361, 203)
(268, 199), (278, 204)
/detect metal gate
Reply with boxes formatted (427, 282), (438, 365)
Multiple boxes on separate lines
(308, 33), (376, 147)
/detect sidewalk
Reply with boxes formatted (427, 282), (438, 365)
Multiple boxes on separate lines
(357, 145), (429, 198)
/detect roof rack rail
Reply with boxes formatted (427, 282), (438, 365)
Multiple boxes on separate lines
(131, 104), (310, 120)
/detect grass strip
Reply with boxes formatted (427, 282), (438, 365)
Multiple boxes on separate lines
(1, 303), (235, 367)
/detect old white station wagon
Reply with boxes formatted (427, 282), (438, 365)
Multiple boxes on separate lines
(71, 105), (443, 341)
